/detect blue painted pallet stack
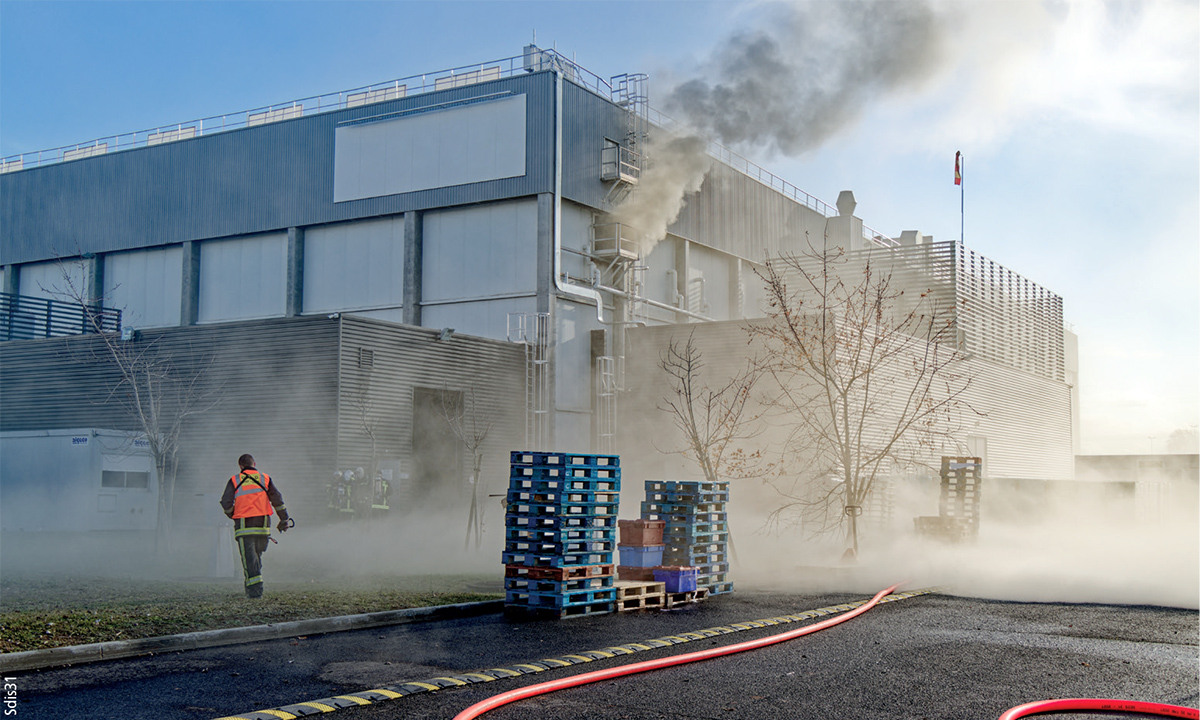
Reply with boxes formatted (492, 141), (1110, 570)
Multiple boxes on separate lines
(640, 480), (734, 596)
(503, 451), (621, 619)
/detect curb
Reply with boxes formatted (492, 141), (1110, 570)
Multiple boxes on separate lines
(0, 599), (505, 673)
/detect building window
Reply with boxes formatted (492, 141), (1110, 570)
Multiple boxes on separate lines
(102, 471), (151, 489)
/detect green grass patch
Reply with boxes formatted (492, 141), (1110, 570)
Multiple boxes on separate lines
(0, 574), (502, 654)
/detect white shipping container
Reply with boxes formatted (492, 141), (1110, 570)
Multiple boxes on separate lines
(1, 429), (158, 532)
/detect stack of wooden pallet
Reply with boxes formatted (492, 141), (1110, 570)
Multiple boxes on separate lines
(503, 451), (621, 619)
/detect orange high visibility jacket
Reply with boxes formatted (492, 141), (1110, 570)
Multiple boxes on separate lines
(230, 469), (275, 519)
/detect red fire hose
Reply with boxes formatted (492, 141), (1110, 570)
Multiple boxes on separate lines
(999, 698), (1199, 719)
(452, 583), (900, 720)
(452, 584), (1196, 720)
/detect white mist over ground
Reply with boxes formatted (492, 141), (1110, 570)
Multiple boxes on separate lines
(269, 506), (503, 579)
(731, 476), (1200, 610)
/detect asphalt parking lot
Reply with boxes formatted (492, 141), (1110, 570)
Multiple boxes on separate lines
(7, 588), (1197, 720)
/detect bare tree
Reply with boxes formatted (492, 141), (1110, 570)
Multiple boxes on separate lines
(441, 385), (493, 551)
(750, 239), (976, 557)
(657, 330), (762, 487)
(47, 259), (219, 553)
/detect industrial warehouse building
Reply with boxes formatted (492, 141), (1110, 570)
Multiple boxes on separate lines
(0, 47), (1078, 551)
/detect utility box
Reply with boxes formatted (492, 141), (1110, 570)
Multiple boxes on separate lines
(0, 429), (158, 532)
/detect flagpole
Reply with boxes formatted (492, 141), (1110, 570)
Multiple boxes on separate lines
(955, 151), (964, 244)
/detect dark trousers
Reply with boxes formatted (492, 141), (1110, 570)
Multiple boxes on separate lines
(234, 518), (270, 598)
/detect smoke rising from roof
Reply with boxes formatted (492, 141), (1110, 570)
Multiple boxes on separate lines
(664, 1), (949, 157)
(615, 1), (952, 248)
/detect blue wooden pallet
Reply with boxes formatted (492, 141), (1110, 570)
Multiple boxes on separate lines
(701, 581), (734, 596)
(662, 550), (727, 567)
(505, 526), (615, 543)
(503, 600), (615, 620)
(645, 490), (730, 505)
(665, 541), (727, 557)
(510, 451), (620, 468)
(663, 530), (729, 546)
(504, 586), (617, 607)
(685, 561), (730, 576)
(641, 510), (728, 525)
(505, 538), (616, 555)
(644, 480), (728, 491)
(502, 550), (615, 568)
(509, 476), (620, 493)
(640, 502), (726, 516)
(506, 501), (619, 519)
(506, 514), (617, 530)
(507, 489), (619, 505)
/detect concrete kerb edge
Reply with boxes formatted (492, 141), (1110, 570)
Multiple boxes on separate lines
(0, 599), (505, 673)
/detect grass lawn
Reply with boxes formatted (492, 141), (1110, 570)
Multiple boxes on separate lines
(0, 573), (503, 654)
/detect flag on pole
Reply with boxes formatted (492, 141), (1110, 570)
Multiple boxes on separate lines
(954, 151), (962, 186)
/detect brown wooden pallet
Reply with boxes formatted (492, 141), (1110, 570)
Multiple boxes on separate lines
(504, 563), (615, 581)
(663, 588), (708, 609)
(614, 580), (666, 611)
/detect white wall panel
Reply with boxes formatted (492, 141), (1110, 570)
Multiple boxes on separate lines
(198, 234), (287, 323)
(640, 238), (679, 322)
(554, 301), (601, 411)
(334, 94), (527, 203)
(421, 296), (537, 342)
(689, 243), (731, 320)
(423, 200), (537, 303)
(742, 261), (768, 318)
(560, 201), (594, 282)
(19, 260), (84, 301)
(304, 216), (405, 314)
(105, 246), (183, 329)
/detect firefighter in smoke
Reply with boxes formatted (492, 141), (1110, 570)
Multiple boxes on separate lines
(370, 469), (391, 518)
(219, 454), (291, 598)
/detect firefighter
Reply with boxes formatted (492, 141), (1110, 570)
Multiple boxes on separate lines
(219, 454), (290, 598)
(370, 470), (391, 518)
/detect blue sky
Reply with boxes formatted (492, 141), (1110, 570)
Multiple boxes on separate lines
(2, 0), (1196, 454)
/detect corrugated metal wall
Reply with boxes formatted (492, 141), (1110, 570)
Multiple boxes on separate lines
(0, 314), (527, 523)
(0, 316), (342, 520)
(620, 318), (1074, 485)
(1, 73), (557, 266)
(335, 316), (526, 511)
(668, 161), (829, 261)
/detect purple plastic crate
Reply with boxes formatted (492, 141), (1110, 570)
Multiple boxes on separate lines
(653, 566), (699, 593)
(617, 544), (664, 568)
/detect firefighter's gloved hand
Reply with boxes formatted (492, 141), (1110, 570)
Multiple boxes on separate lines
(276, 509), (291, 533)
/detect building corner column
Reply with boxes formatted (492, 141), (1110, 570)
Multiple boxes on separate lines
(286, 227), (305, 318)
(181, 241), (200, 326)
(403, 211), (424, 327)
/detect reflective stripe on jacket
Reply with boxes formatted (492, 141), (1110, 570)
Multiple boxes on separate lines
(231, 470), (275, 519)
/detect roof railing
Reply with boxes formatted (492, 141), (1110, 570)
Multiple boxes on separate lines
(0, 292), (121, 341)
(1, 48), (611, 173)
(643, 106), (897, 246)
(1, 47), (893, 246)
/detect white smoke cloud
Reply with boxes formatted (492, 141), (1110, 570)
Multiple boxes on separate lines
(663, 0), (951, 157)
(612, 133), (712, 252)
(616, 0), (954, 247)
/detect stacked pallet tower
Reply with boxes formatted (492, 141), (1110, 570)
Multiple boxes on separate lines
(642, 480), (734, 597)
(938, 456), (982, 541)
(503, 451), (621, 619)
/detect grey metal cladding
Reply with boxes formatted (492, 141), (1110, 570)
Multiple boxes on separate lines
(0, 315), (341, 515)
(668, 161), (828, 261)
(559, 80), (634, 208)
(1, 72), (557, 266)
(334, 315), (526, 480)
